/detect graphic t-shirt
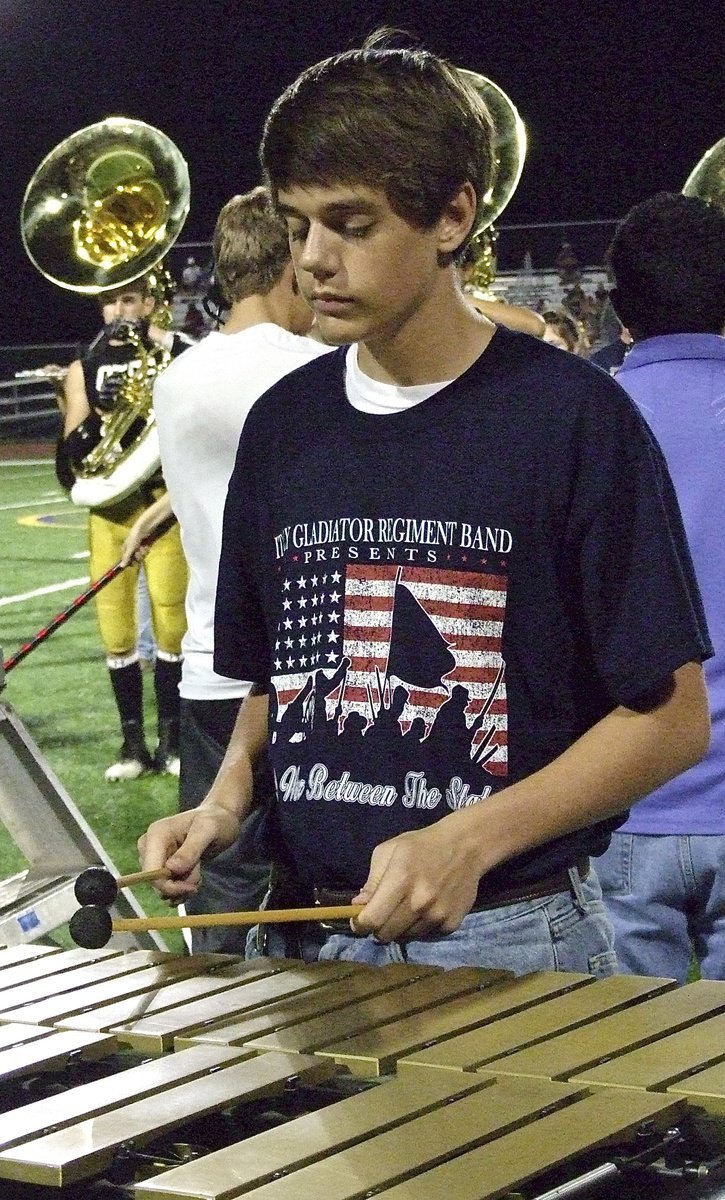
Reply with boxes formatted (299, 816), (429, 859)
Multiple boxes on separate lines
(214, 327), (711, 893)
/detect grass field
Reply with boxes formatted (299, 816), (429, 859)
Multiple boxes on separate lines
(0, 448), (184, 949)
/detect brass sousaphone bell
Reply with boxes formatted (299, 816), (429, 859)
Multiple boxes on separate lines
(21, 116), (190, 293)
(20, 117), (190, 507)
(682, 137), (725, 209)
(456, 70), (527, 291)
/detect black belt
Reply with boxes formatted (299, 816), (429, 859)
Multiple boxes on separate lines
(313, 858), (590, 934)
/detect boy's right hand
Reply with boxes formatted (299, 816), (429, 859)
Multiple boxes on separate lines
(137, 806), (242, 900)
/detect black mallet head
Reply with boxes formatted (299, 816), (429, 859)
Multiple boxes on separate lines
(74, 866), (118, 907)
(68, 905), (113, 949)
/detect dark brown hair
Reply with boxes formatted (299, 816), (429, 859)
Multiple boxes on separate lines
(97, 275), (153, 307)
(260, 38), (494, 246)
(543, 309), (580, 352)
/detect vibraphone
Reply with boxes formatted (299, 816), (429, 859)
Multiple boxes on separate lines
(0, 942), (722, 1199)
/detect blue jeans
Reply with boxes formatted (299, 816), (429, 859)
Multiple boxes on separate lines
(247, 865), (617, 977)
(595, 832), (725, 984)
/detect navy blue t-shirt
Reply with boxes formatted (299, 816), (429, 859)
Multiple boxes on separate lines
(215, 327), (711, 894)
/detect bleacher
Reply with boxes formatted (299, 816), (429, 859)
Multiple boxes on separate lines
(0, 376), (60, 441)
(489, 266), (608, 308)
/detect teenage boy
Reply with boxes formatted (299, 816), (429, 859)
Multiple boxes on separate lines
(139, 40), (711, 975)
(63, 280), (191, 780)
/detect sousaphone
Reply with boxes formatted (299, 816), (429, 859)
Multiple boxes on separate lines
(20, 117), (190, 507)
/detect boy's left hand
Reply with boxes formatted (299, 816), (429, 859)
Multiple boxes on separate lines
(350, 813), (482, 942)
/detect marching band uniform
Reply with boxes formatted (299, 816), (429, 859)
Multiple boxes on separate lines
(63, 316), (192, 781)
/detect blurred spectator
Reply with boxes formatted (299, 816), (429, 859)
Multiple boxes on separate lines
(181, 301), (207, 339)
(562, 282), (588, 321)
(594, 280), (609, 310)
(182, 255), (202, 292)
(589, 326), (632, 374)
(555, 240), (581, 286)
(563, 284), (598, 353)
(588, 294), (632, 372)
(457, 244), (545, 337)
(541, 309), (582, 353)
(596, 294), (622, 345)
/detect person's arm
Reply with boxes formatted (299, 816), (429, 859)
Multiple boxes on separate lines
(55, 359), (93, 491)
(468, 296), (546, 338)
(120, 492), (174, 566)
(62, 359), (91, 436)
(351, 660), (709, 942)
(137, 691), (269, 899)
(148, 324), (197, 355)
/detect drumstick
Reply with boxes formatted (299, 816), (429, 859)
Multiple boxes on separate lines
(69, 903), (364, 949)
(74, 865), (172, 906)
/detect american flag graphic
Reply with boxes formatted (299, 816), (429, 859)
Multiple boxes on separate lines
(271, 561), (508, 776)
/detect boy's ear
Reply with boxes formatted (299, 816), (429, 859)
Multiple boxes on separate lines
(437, 181), (478, 256)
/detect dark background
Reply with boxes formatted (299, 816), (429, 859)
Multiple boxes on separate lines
(0, 0), (719, 347)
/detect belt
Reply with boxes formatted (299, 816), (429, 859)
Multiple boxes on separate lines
(473, 857), (590, 910)
(313, 857), (590, 934)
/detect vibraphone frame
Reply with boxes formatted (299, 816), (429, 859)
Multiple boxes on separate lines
(0, 699), (165, 949)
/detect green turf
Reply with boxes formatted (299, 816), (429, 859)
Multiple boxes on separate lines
(0, 456), (184, 950)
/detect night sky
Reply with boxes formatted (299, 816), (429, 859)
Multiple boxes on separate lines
(0, 0), (719, 347)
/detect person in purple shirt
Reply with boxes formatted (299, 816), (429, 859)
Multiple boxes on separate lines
(595, 191), (725, 983)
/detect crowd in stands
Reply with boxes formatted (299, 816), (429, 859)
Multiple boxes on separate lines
(172, 237), (619, 357)
(535, 241), (618, 356)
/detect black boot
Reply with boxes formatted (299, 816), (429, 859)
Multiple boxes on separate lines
(154, 717), (180, 776)
(105, 718), (154, 782)
(153, 656), (181, 776)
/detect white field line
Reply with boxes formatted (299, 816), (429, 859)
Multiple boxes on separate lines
(0, 578), (89, 607)
(0, 498), (69, 511)
(0, 471), (54, 482)
(0, 459), (54, 467)
(0, 464), (88, 608)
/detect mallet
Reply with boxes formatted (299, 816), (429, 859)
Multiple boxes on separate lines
(69, 903), (364, 949)
(74, 865), (173, 907)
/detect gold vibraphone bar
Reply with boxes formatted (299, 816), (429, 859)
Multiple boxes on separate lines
(0, 942), (721, 1199)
